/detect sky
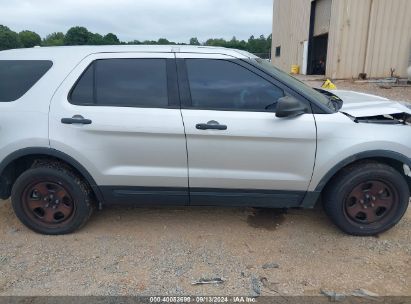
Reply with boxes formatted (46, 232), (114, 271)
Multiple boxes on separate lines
(0, 0), (273, 43)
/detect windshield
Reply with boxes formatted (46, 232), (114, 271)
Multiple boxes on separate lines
(248, 57), (337, 112)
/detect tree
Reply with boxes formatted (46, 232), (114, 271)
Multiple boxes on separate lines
(205, 38), (227, 47)
(89, 33), (104, 45)
(127, 40), (142, 45)
(19, 30), (41, 48)
(226, 36), (246, 50)
(246, 34), (270, 57)
(42, 32), (65, 46)
(0, 25), (11, 32)
(189, 37), (200, 45)
(103, 33), (120, 45)
(157, 38), (171, 45)
(0, 25), (22, 50)
(142, 40), (158, 45)
(64, 26), (91, 45)
(267, 34), (272, 46)
(0, 23), (273, 56)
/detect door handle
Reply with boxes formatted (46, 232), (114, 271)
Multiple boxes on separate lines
(196, 120), (227, 131)
(61, 115), (92, 125)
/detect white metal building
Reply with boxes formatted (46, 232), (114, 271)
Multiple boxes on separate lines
(271, 0), (411, 79)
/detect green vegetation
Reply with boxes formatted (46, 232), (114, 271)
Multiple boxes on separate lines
(0, 25), (22, 50)
(18, 30), (42, 48)
(0, 25), (272, 58)
(42, 32), (65, 46)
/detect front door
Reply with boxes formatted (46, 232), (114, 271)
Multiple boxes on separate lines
(176, 53), (317, 207)
(49, 53), (189, 205)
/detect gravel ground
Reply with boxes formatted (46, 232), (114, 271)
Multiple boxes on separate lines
(0, 201), (410, 297)
(0, 80), (410, 297)
(332, 82), (411, 103)
(298, 76), (411, 103)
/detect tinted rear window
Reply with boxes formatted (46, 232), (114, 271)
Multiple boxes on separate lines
(0, 60), (53, 102)
(70, 59), (169, 107)
(70, 63), (94, 105)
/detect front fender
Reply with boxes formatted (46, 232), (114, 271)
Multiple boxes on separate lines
(313, 150), (411, 192)
(299, 150), (411, 208)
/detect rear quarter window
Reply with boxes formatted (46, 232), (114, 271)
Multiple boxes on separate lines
(0, 60), (53, 102)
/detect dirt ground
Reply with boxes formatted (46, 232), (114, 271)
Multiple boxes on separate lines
(298, 76), (411, 103)
(1, 201), (410, 297)
(0, 81), (410, 297)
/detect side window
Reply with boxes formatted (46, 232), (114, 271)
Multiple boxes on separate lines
(70, 63), (93, 105)
(70, 59), (169, 107)
(186, 59), (284, 111)
(0, 60), (53, 102)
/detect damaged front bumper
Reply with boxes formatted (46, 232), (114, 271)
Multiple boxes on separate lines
(343, 112), (411, 125)
(328, 90), (411, 123)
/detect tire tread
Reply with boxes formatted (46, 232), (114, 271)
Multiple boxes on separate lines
(11, 159), (95, 234)
(323, 161), (410, 236)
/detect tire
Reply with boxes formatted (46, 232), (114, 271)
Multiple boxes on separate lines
(323, 161), (410, 236)
(11, 161), (94, 235)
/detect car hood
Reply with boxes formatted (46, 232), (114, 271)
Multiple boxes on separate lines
(331, 90), (411, 117)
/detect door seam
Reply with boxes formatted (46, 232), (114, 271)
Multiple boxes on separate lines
(174, 54), (191, 205)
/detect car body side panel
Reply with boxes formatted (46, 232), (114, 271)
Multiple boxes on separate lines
(49, 53), (189, 189)
(175, 53), (317, 193)
(0, 52), (83, 169)
(2, 47), (410, 208)
(0, 147), (105, 201)
(181, 109), (317, 191)
(309, 112), (411, 192)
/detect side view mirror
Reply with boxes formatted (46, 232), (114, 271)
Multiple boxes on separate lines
(275, 96), (308, 118)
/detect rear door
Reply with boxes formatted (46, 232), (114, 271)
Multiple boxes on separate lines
(176, 53), (317, 207)
(49, 53), (189, 205)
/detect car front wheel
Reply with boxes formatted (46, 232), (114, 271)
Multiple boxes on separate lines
(323, 162), (410, 236)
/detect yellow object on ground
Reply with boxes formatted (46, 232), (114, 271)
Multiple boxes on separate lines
(291, 65), (300, 74)
(321, 79), (337, 90)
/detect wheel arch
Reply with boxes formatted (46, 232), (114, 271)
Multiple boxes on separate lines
(301, 150), (411, 208)
(0, 147), (104, 203)
(315, 150), (411, 193)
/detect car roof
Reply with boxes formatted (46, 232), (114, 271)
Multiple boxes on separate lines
(0, 45), (254, 61)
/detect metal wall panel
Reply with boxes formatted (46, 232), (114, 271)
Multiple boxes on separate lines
(326, 0), (372, 79)
(327, 0), (411, 78)
(271, 0), (411, 78)
(313, 0), (332, 36)
(364, 0), (411, 78)
(271, 0), (312, 72)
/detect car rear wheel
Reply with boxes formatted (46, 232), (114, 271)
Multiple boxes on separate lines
(11, 162), (94, 235)
(323, 162), (410, 236)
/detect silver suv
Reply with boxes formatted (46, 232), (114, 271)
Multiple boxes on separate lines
(1, 46), (410, 236)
